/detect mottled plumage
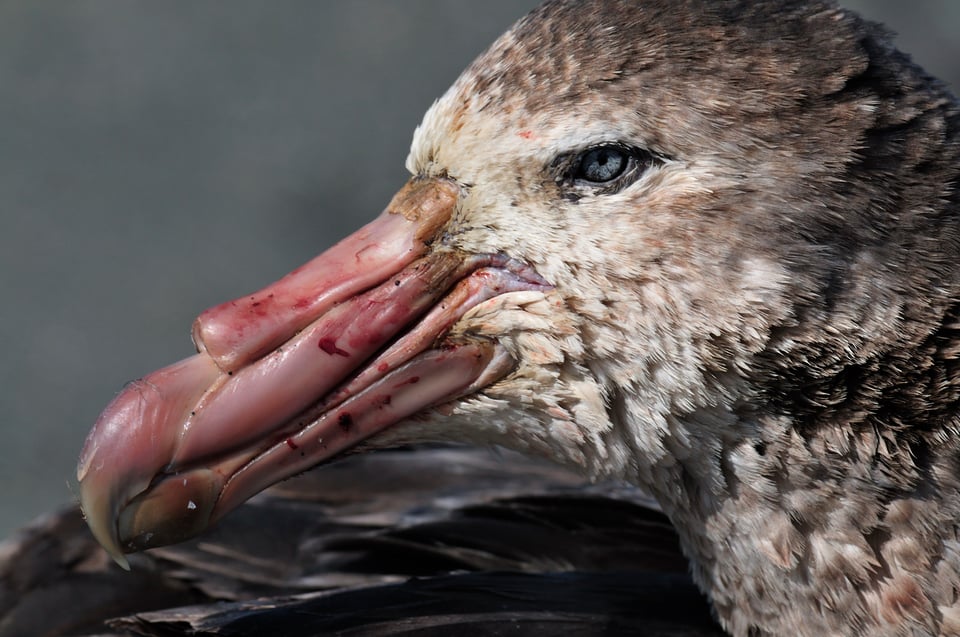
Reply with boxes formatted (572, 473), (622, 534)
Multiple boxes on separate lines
(408, 3), (960, 632)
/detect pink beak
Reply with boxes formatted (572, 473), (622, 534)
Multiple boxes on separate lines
(77, 177), (551, 567)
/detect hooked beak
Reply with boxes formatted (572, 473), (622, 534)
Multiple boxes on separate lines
(77, 177), (551, 567)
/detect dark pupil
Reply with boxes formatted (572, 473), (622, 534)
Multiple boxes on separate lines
(580, 147), (627, 182)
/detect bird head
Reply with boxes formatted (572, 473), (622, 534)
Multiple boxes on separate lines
(77, 3), (960, 634)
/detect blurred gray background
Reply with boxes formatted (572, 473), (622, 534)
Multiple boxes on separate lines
(1, 1), (958, 541)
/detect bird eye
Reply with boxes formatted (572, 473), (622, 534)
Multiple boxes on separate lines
(575, 146), (629, 183)
(553, 143), (660, 199)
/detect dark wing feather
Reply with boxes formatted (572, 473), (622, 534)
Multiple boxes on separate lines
(0, 448), (721, 637)
(115, 572), (721, 637)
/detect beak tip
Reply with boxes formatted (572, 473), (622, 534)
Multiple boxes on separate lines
(78, 492), (130, 570)
(111, 551), (132, 571)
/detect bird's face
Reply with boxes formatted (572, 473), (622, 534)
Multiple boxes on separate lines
(78, 0), (878, 566)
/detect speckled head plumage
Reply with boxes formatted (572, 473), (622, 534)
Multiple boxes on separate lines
(412, 2), (960, 634)
(78, 2), (960, 635)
